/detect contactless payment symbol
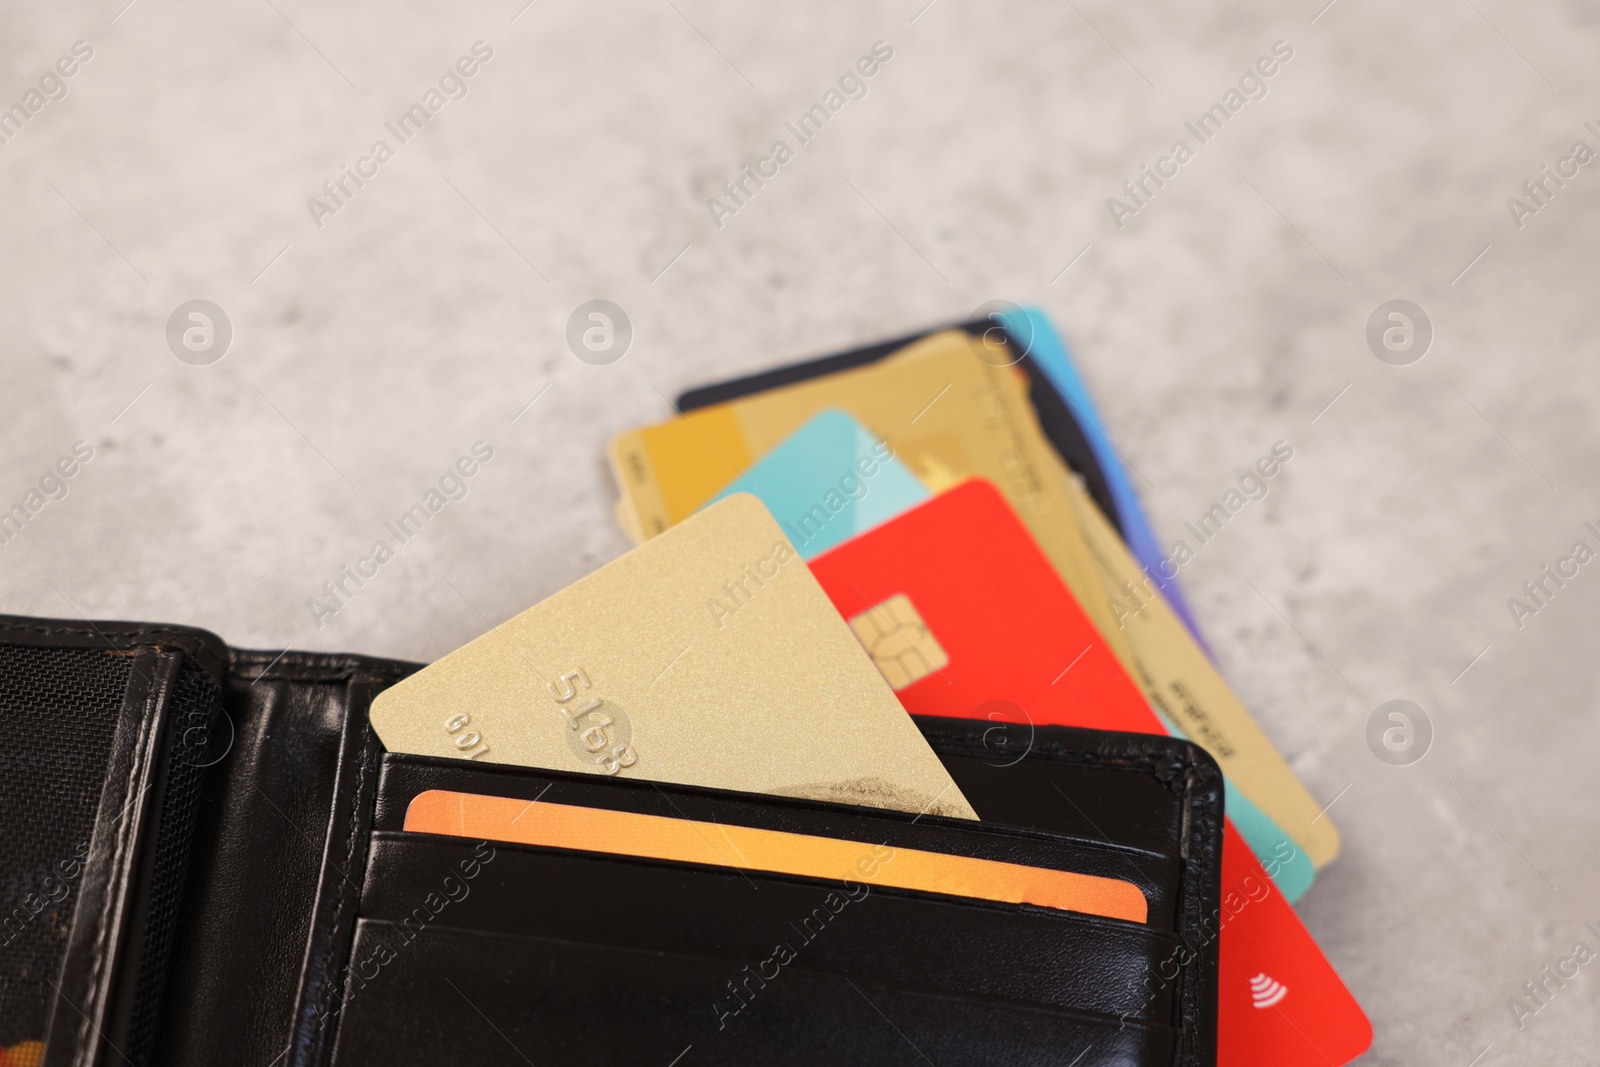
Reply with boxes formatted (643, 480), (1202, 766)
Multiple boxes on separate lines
(1249, 973), (1288, 1009)
(849, 594), (948, 690)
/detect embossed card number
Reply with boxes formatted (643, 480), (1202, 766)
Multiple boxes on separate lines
(443, 713), (491, 760)
(548, 668), (637, 775)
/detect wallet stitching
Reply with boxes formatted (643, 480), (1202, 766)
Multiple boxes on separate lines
(310, 713), (373, 1055)
(0, 620), (211, 646)
(1177, 755), (1221, 1067)
(0, 622), (410, 687)
(77, 660), (159, 1062)
(232, 654), (416, 688)
(918, 728), (1198, 793)
(918, 725), (1222, 1067)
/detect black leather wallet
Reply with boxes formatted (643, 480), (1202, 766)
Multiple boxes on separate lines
(0, 613), (1222, 1067)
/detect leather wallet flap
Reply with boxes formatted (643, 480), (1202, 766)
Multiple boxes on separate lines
(0, 617), (225, 1067)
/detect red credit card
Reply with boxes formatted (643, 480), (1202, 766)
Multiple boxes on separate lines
(809, 479), (1371, 1066)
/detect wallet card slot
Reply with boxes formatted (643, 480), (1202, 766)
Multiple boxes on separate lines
(360, 831), (1178, 1025)
(373, 752), (1183, 928)
(151, 653), (411, 1067)
(330, 917), (1173, 1067)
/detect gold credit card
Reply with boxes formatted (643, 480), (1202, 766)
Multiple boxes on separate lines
(368, 494), (977, 820)
(1062, 475), (1341, 867)
(607, 330), (1135, 666)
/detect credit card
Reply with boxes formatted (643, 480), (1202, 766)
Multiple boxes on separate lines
(704, 409), (928, 559)
(1019, 440), (1335, 871)
(807, 481), (1370, 1064)
(608, 330), (1134, 664)
(821, 481), (1156, 735)
(669, 308), (1207, 663)
(996, 305), (1210, 649)
(369, 493), (977, 820)
(615, 328), (1330, 874)
(1060, 473), (1341, 868)
(813, 477), (1315, 901)
(405, 790), (1146, 922)
(1212, 819), (1372, 1065)
(672, 315), (1126, 552)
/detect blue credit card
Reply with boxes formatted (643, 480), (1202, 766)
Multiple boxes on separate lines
(704, 409), (930, 559)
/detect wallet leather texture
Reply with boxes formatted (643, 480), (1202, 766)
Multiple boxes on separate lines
(0, 614), (1223, 1067)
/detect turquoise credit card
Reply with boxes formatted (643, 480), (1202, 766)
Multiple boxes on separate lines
(1155, 712), (1316, 902)
(705, 409), (929, 559)
(1225, 778), (1316, 901)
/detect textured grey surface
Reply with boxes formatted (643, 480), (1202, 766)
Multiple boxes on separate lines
(3, 1), (1599, 1063)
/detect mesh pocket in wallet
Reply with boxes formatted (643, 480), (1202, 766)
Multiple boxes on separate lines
(0, 620), (225, 1067)
(0, 645), (133, 1050)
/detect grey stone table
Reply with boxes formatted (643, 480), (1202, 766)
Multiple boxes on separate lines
(3, 2), (1597, 1063)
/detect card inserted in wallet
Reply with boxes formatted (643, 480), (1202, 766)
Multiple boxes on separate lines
(368, 493), (977, 820)
(404, 789), (1148, 922)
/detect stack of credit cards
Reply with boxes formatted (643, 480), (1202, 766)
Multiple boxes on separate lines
(365, 307), (1371, 1066)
